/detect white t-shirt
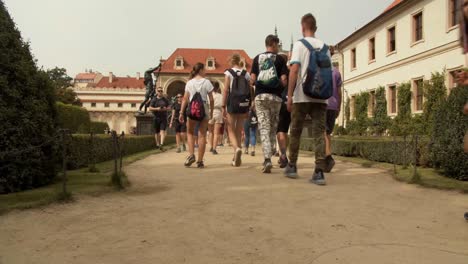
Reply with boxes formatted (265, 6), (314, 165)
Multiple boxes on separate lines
(185, 78), (214, 102)
(210, 93), (223, 110)
(224, 67), (251, 90)
(290, 37), (331, 104)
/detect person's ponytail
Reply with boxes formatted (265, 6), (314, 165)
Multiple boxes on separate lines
(189, 63), (205, 79)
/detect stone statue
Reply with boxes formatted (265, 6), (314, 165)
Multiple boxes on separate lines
(138, 64), (162, 114)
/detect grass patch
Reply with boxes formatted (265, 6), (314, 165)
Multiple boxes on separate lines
(0, 146), (173, 215)
(334, 156), (468, 193)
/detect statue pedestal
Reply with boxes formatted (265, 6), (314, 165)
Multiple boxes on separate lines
(135, 114), (154, 135)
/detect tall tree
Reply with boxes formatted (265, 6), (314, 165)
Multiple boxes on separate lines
(46, 67), (80, 105)
(0, 0), (57, 193)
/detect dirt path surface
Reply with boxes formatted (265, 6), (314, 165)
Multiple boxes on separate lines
(1, 147), (468, 264)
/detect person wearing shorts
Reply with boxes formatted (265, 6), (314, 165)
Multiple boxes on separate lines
(208, 81), (223, 155)
(170, 93), (187, 153)
(148, 87), (170, 149)
(179, 62), (214, 168)
(324, 60), (342, 173)
(276, 53), (291, 168)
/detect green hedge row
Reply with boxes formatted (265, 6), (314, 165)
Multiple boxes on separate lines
(300, 137), (431, 167)
(67, 135), (175, 169)
(56, 102), (90, 133)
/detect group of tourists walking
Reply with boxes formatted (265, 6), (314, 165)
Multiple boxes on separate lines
(151, 13), (342, 185)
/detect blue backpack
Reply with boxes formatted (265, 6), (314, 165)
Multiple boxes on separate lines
(299, 39), (333, 99)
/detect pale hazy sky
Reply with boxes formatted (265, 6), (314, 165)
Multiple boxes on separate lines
(4, 0), (393, 77)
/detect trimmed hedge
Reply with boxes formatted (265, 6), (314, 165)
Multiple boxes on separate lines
(67, 134), (175, 169)
(0, 2), (57, 194)
(432, 85), (468, 180)
(56, 102), (90, 133)
(78, 121), (109, 134)
(300, 136), (431, 167)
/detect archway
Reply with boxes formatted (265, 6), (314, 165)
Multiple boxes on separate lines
(166, 80), (186, 102)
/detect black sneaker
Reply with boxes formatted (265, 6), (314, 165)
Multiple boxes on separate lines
(159, 144), (164, 151)
(209, 148), (214, 153)
(279, 155), (288, 169)
(324, 156), (335, 173)
(310, 170), (326, 186)
(251, 151), (255, 157)
(244, 149), (249, 154)
(262, 159), (273, 173)
(184, 155), (196, 167)
(465, 212), (468, 221)
(284, 163), (298, 179)
(197, 161), (204, 168)
(212, 149), (219, 155)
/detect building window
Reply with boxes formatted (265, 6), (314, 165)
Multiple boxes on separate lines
(369, 37), (376, 62)
(369, 91), (376, 117)
(176, 60), (182, 67)
(413, 79), (424, 111)
(351, 48), (357, 70)
(413, 12), (423, 43)
(104, 103), (110, 108)
(91, 102), (96, 107)
(449, 0), (461, 28)
(389, 85), (397, 114)
(174, 56), (184, 69)
(448, 69), (461, 89)
(118, 103), (123, 108)
(131, 103), (137, 108)
(388, 26), (396, 53)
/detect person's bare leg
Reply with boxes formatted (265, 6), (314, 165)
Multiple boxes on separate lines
(187, 120), (195, 156)
(176, 133), (181, 148)
(235, 116), (244, 150)
(160, 130), (166, 145)
(324, 132), (332, 157)
(227, 114), (240, 150)
(154, 133), (159, 146)
(213, 124), (221, 151)
(181, 132), (186, 146)
(198, 120), (209, 162)
(208, 124), (214, 150)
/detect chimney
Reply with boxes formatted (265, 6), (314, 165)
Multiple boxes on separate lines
(109, 72), (113, 83)
(136, 72), (140, 80)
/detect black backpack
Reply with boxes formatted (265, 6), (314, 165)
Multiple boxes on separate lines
(227, 69), (251, 114)
(186, 82), (206, 121)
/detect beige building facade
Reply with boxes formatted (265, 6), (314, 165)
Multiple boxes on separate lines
(335, 0), (465, 125)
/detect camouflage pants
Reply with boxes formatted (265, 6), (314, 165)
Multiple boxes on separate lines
(255, 99), (282, 160)
(288, 103), (327, 170)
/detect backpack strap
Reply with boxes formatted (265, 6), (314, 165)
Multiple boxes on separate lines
(299, 39), (314, 51)
(227, 69), (238, 78)
(240, 70), (247, 78)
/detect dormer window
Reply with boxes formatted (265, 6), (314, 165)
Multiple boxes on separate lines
(174, 56), (184, 70)
(206, 57), (215, 70)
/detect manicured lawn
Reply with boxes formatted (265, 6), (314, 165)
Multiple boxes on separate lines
(0, 147), (172, 214)
(335, 156), (468, 193)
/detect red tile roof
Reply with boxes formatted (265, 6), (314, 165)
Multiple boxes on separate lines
(383, 0), (404, 13)
(75, 73), (97, 80)
(159, 48), (252, 75)
(96, 76), (145, 89)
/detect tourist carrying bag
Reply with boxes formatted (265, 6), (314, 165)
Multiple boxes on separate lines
(300, 39), (333, 99)
(187, 81), (206, 121)
(227, 69), (251, 114)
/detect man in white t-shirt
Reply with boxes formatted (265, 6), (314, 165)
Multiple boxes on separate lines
(285, 13), (331, 185)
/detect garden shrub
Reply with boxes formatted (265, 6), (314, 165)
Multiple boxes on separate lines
(0, 1), (57, 194)
(66, 135), (176, 169)
(370, 86), (391, 136)
(423, 72), (447, 136)
(348, 92), (370, 135)
(56, 102), (91, 133)
(390, 82), (412, 136)
(431, 85), (468, 180)
(299, 136), (431, 167)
